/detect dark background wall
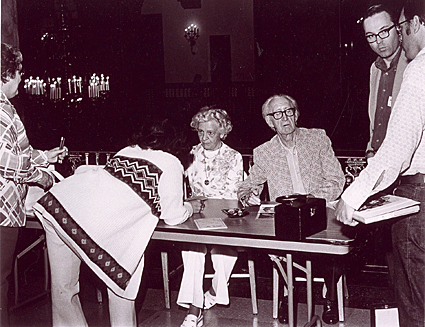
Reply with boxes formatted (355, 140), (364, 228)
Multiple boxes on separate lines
(3, 0), (393, 155)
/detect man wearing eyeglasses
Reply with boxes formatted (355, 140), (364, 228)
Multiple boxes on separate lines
(337, 0), (425, 326)
(358, 2), (410, 299)
(362, 3), (409, 160)
(238, 94), (345, 324)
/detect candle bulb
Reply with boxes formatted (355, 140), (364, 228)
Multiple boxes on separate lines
(72, 76), (76, 94)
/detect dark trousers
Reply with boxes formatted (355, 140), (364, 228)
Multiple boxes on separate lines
(391, 183), (425, 327)
(0, 226), (19, 327)
(321, 257), (344, 302)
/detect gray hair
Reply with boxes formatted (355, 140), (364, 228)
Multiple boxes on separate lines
(262, 94), (299, 120)
(190, 106), (233, 139)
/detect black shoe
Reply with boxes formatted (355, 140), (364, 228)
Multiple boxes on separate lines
(322, 299), (338, 325)
(278, 296), (288, 324)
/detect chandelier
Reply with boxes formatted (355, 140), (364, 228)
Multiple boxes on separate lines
(184, 24), (200, 55)
(24, 73), (110, 101)
(23, 1), (110, 102)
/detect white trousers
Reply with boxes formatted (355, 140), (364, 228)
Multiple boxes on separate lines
(42, 218), (137, 327)
(177, 244), (238, 309)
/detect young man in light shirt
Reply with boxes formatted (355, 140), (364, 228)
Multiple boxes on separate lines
(336, 1), (425, 325)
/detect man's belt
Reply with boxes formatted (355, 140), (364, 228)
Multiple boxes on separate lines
(399, 173), (425, 185)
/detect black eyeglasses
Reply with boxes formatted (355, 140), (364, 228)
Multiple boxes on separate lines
(396, 19), (410, 32)
(267, 108), (295, 120)
(365, 24), (396, 43)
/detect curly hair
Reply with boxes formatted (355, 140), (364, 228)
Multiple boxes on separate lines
(1, 43), (23, 83)
(190, 106), (233, 139)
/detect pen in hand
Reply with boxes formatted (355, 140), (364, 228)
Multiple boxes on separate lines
(58, 137), (65, 164)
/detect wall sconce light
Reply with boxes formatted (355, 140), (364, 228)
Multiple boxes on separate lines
(184, 24), (199, 55)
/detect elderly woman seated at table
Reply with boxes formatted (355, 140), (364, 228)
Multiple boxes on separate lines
(33, 120), (201, 327)
(177, 106), (244, 327)
(237, 94), (345, 325)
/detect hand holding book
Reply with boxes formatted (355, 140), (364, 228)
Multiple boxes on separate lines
(353, 195), (420, 224)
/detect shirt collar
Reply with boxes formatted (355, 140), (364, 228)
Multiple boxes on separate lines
(375, 47), (402, 72)
(277, 128), (298, 152)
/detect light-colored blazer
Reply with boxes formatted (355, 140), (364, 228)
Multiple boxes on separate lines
(244, 128), (345, 203)
(367, 49), (410, 152)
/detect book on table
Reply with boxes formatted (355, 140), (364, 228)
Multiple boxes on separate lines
(353, 195), (420, 224)
(194, 218), (228, 230)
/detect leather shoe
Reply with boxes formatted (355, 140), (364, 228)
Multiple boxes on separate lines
(278, 296), (288, 324)
(322, 299), (338, 325)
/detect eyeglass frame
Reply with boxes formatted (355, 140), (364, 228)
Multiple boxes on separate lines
(266, 108), (296, 120)
(365, 24), (397, 43)
(396, 19), (410, 32)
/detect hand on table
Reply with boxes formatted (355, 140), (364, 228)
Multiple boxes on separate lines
(237, 186), (261, 207)
(186, 196), (206, 213)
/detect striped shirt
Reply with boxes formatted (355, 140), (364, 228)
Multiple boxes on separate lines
(1, 90), (52, 226)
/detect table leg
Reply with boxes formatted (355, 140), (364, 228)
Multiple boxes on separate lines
(270, 254), (319, 326)
(287, 253), (294, 327)
(161, 251), (171, 309)
(306, 260), (313, 320)
(337, 275), (344, 322)
(273, 265), (279, 319)
(14, 234), (46, 305)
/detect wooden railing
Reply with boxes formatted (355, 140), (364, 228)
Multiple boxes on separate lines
(57, 151), (367, 191)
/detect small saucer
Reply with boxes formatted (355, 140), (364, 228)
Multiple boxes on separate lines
(222, 208), (249, 218)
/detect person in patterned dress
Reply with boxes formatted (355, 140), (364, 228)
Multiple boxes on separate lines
(177, 107), (244, 327)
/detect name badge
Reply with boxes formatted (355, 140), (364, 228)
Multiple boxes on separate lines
(387, 95), (392, 108)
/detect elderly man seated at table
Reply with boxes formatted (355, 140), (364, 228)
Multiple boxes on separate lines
(177, 106), (244, 327)
(237, 94), (345, 325)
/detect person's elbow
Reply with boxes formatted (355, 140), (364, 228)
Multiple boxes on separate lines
(163, 216), (187, 226)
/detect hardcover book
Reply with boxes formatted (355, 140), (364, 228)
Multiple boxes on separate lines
(353, 195), (420, 224)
